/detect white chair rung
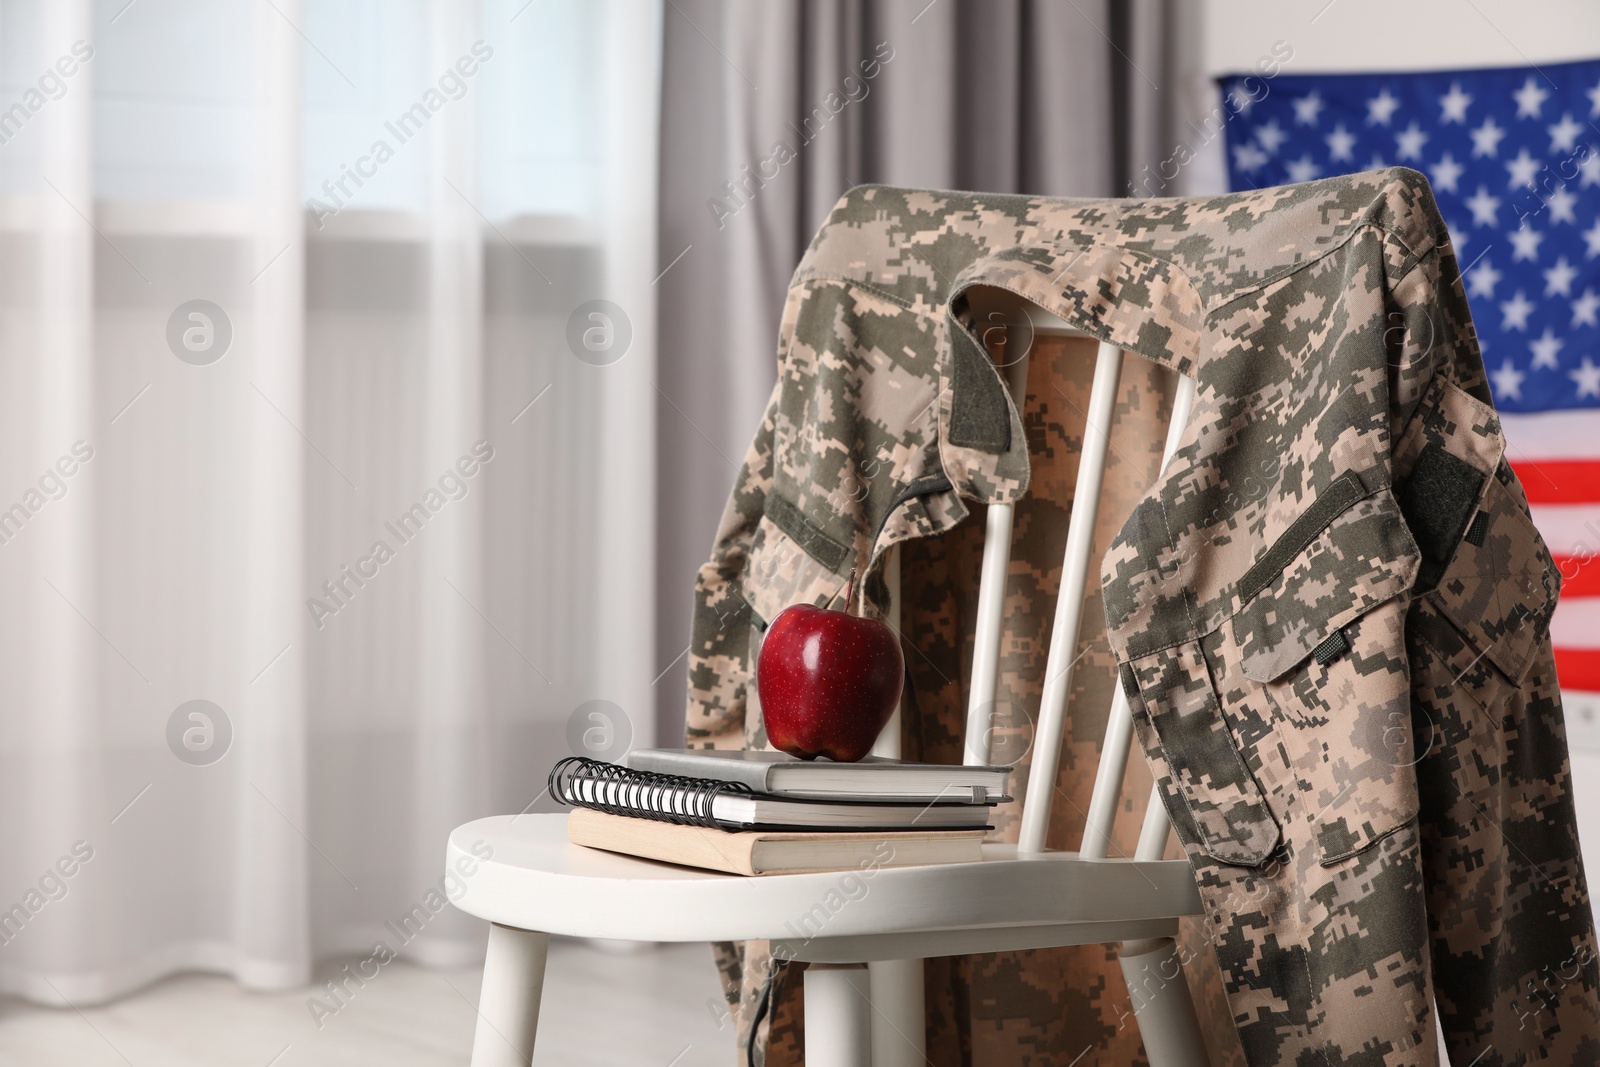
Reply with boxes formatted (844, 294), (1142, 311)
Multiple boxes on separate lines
(963, 351), (1032, 767)
(1136, 783), (1174, 861)
(1079, 686), (1137, 861)
(1017, 341), (1125, 852)
(1078, 374), (1196, 859)
(963, 499), (1016, 765)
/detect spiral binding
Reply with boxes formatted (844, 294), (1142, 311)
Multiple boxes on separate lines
(548, 756), (756, 831)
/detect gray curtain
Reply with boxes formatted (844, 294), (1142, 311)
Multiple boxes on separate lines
(653, 0), (1212, 744)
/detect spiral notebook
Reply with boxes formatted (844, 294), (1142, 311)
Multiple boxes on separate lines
(548, 756), (993, 832)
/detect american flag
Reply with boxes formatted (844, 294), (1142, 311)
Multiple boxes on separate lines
(1220, 58), (1600, 743)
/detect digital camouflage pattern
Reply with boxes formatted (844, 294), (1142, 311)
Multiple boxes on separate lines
(891, 345), (1246, 1067)
(685, 171), (1600, 1065)
(697, 342), (1247, 1067)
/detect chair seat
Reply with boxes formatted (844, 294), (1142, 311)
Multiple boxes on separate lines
(448, 815), (1202, 946)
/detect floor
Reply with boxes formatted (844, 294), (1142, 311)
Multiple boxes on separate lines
(0, 940), (733, 1066)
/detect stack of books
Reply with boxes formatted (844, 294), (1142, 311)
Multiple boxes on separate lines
(551, 749), (1011, 876)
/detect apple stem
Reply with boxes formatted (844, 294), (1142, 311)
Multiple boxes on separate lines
(845, 567), (858, 615)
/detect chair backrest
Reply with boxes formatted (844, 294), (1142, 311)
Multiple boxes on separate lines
(878, 290), (1195, 860)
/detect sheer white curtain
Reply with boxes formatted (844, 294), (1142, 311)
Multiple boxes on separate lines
(0, 0), (659, 1003)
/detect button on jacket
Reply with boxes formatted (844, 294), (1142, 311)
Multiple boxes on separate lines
(685, 171), (1600, 1065)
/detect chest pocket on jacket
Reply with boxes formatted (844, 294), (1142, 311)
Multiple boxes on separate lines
(1126, 638), (1283, 868)
(1126, 475), (1424, 868)
(1221, 476), (1424, 866)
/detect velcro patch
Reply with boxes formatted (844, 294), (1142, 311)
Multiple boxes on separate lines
(1311, 629), (1350, 666)
(1395, 442), (1486, 592)
(946, 317), (1012, 453)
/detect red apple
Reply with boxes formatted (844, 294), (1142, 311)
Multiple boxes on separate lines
(756, 570), (904, 762)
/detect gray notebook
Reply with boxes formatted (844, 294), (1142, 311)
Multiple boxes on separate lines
(625, 748), (1010, 803)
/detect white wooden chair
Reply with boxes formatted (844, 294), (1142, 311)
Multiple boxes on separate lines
(447, 298), (1213, 1066)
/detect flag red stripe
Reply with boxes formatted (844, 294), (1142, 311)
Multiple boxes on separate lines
(1553, 558), (1600, 597)
(1557, 647), (1600, 691)
(1511, 460), (1600, 505)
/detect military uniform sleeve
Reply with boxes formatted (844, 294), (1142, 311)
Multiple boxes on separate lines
(684, 380), (781, 750)
(1380, 173), (1491, 422)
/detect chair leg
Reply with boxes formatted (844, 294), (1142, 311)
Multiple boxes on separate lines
(471, 924), (550, 1067)
(867, 958), (925, 1066)
(804, 963), (872, 1066)
(1119, 936), (1212, 1067)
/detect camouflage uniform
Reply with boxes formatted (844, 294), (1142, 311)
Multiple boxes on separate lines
(686, 171), (1600, 1065)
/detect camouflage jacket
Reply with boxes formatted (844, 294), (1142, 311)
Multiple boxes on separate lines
(687, 171), (1599, 1065)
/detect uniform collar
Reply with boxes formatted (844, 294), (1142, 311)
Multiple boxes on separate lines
(935, 246), (1205, 508)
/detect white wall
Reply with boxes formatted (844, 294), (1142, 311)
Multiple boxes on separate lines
(1204, 0), (1600, 75)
